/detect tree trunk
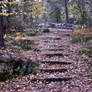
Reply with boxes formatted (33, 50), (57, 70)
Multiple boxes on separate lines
(7, 0), (12, 29)
(0, 1), (4, 46)
(64, 0), (69, 23)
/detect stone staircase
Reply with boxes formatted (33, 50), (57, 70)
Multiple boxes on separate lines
(32, 28), (73, 83)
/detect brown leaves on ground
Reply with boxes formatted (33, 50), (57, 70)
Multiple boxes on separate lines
(73, 28), (92, 36)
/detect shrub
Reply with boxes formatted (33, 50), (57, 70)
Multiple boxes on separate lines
(73, 25), (82, 29)
(71, 29), (92, 44)
(71, 32), (85, 43)
(25, 27), (44, 36)
(13, 39), (35, 50)
(0, 56), (39, 82)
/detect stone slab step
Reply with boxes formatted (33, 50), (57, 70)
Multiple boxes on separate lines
(45, 48), (65, 51)
(49, 28), (72, 32)
(46, 37), (61, 40)
(42, 40), (53, 43)
(52, 31), (72, 34)
(45, 53), (63, 57)
(40, 64), (70, 69)
(40, 61), (72, 65)
(43, 53), (69, 57)
(52, 31), (72, 33)
(41, 45), (69, 49)
(32, 77), (72, 82)
(50, 30), (72, 32)
(40, 69), (67, 73)
(57, 33), (71, 36)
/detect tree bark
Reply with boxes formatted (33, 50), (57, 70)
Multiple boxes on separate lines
(0, 1), (4, 46)
(7, 0), (12, 29)
(64, 0), (69, 23)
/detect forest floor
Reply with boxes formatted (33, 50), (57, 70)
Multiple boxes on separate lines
(0, 28), (92, 92)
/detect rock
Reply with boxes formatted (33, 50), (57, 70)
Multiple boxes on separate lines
(0, 57), (39, 82)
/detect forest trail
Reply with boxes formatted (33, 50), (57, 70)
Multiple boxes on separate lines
(1, 28), (92, 92)
(33, 28), (73, 83)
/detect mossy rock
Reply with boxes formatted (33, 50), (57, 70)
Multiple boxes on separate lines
(0, 57), (39, 82)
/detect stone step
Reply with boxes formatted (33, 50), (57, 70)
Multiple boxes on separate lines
(39, 40), (55, 43)
(41, 44), (69, 49)
(32, 77), (72, 82)
(40, 61), (72, 65)
(39, 63), (69, 69)
(45, 48), (65, 51)
(45, 53), (63, 57)
(40, 68), (67, 73)
(49, 28), (72, 32)
(45, 37), (61, 40)
(52, 32), (71, 36)
(43, 53), (69, 57)
(42, 40), (53, 43)
(50, 29), (72, 32)
(52, 30), (72, 33)
(57, 33), (71, 36)
(51, 31), (72, 33)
